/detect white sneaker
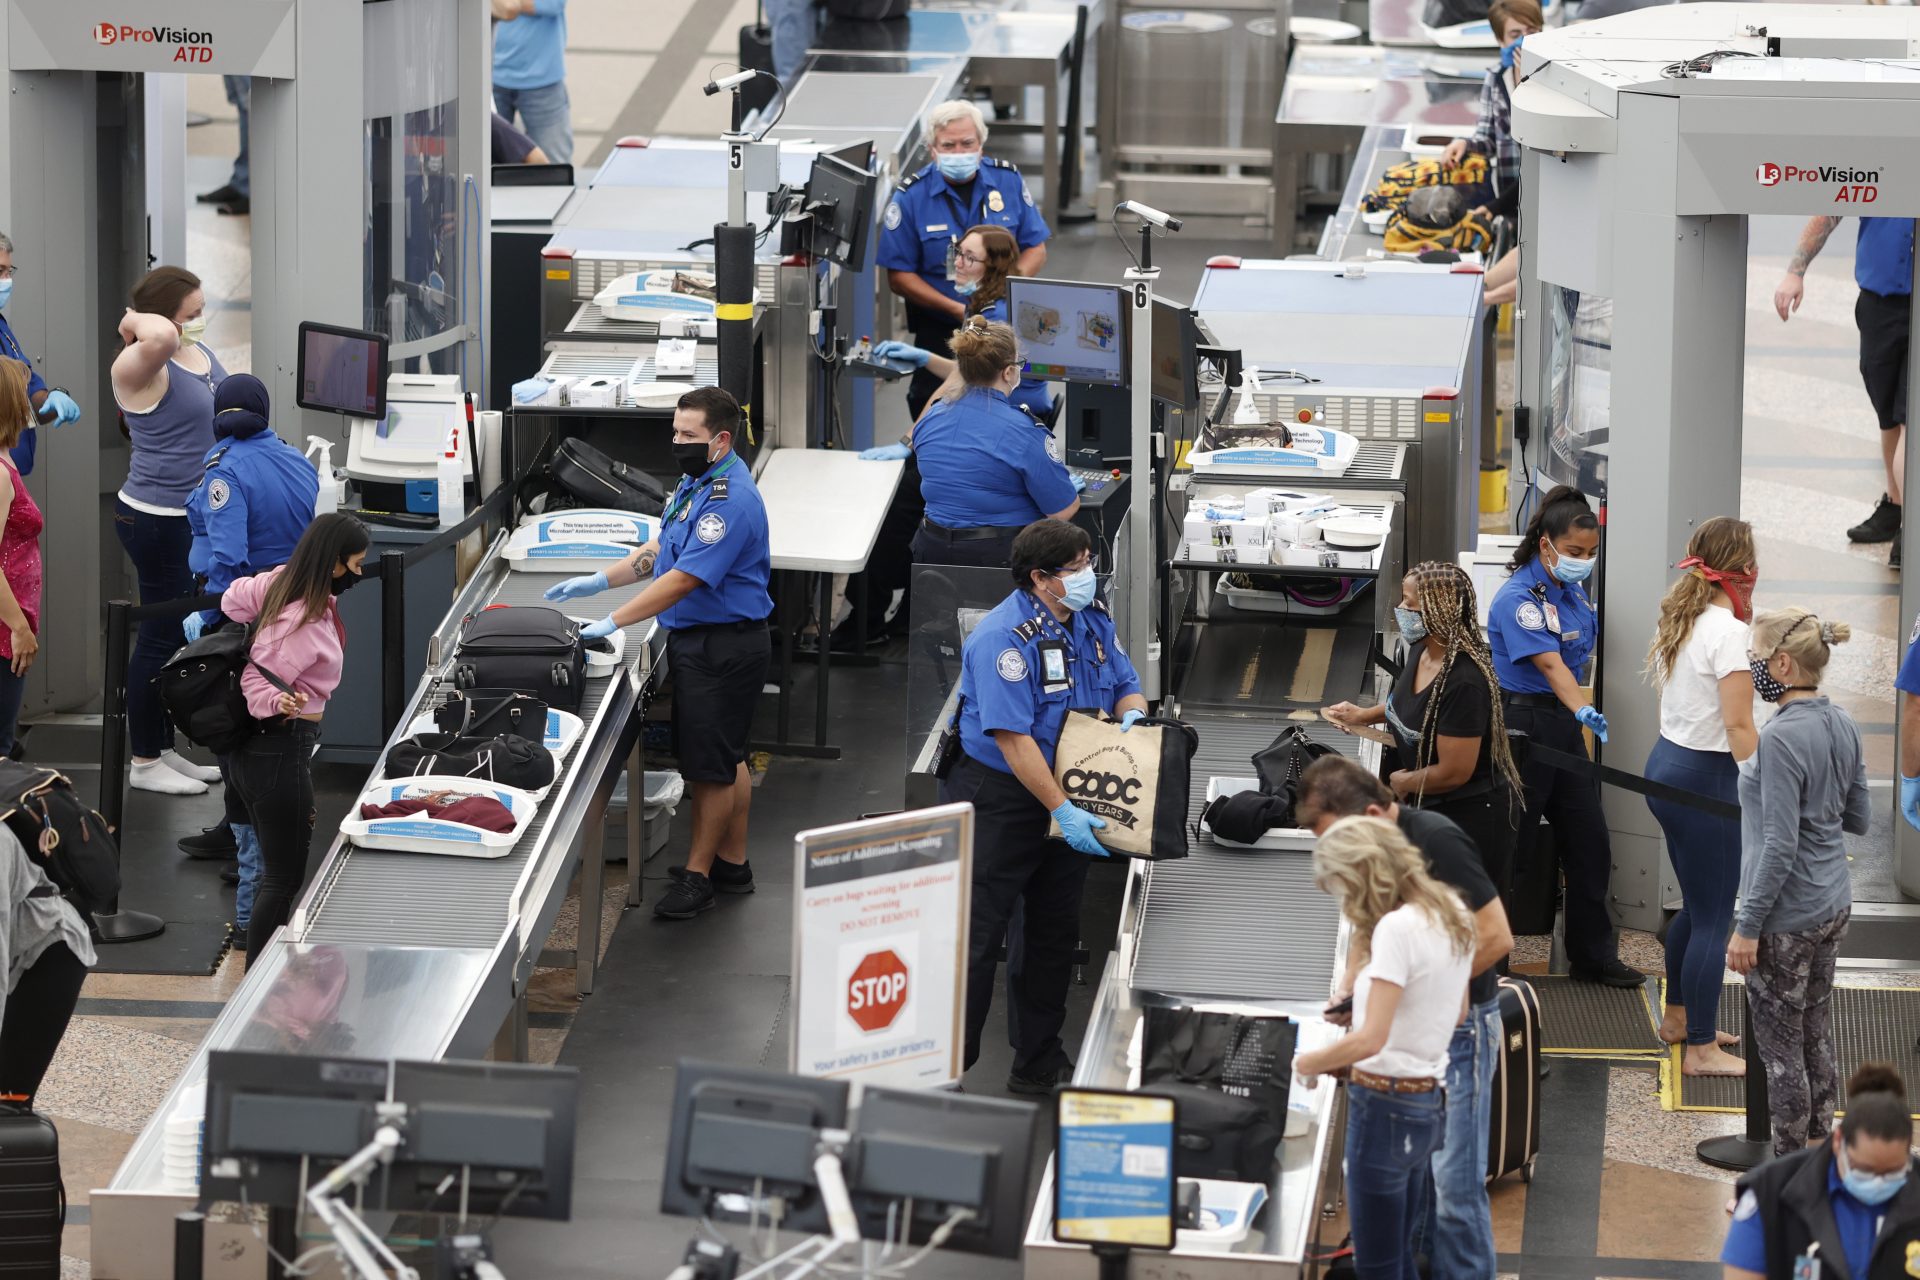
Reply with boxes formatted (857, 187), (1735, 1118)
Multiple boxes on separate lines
(131, 759), (208, 796)
(159, 750), (223, 784)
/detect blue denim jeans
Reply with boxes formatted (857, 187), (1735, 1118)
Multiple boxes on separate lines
(232, 823), (260, 930)
(1647, 735), (1741, 1045)
(493, 82), (573, 165)
(1346, 1082), (1446, 1280)
(1414, 998), (1502, 1279)
(223, 75), (251, 196)
(766, 0), (820, 83)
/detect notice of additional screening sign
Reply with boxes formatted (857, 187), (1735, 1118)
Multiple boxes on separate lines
(790, 805), (972, 1089)
(1053, 1090), (1177, 1249)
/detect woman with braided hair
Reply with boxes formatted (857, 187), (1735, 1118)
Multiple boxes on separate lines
(1644, 517), (1759, 1078)
(1326, 562), (1522, 897)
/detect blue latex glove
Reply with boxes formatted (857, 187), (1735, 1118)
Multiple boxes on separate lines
(39, 390), (80, 427)
(1071, 471), (1087, 492)
(1050, 801), (1110, 857)
(511, 377), (551, 405)
(1118, 709), (1146, 732)
(859, 442), (911, 461)
(182, 611), (207, 643)
(1902, 774), (1920, 833)
(1575, 704), (1609, 744)
(873, 340), (929, 368)
(544, 571), (609, 602)
(581, 616), (618, 641)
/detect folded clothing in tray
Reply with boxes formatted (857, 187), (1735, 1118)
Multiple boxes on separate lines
(359, 792), (518, 833)
(1202, 790), (1294, 844)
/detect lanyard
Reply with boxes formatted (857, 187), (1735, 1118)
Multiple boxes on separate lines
(1023, 593), (1108, 667)
(662, 453), (738, 525)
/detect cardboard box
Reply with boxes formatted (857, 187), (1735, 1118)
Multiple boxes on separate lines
(1273, 541), (1372, 570)
(1183, 512), (1267, 550)
(1186, 540), (1271, 565)
(1270, 503), (1353, 544)
(1245, 488), (1330, 519)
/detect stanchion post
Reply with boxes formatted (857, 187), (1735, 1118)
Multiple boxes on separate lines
(1697, 986), (1773, 1171)
(379, 550), (407, 739)
(172, 1210), (204, 1280)
(91, 598), (164, 944)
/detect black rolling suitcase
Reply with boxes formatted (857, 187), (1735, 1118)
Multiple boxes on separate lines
(0, 1102), (64, 1277)
(1487, 975), (1542, 1184)
(452, 606), (588, 712)
(739, 3), (777, 114)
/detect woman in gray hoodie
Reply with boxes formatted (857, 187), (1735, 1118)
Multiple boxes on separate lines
(1728, 607), (1869, 1157)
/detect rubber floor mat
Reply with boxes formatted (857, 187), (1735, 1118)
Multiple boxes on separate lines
(89, 921), (232, 977)
(1529, 973), (1663, 1056)
(1666, 981), (1920, 1115)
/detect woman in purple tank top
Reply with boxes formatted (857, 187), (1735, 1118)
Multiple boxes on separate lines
(109, 266), (230, 798)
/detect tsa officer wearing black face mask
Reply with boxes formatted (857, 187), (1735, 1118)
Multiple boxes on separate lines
(545, 387), (773, 922)
(1488, 484), (1640, 988)
(943, 519), (1146, 1094)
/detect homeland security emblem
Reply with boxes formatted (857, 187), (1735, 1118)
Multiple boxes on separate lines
(208, 477), (231, 510)
(988, 189), (1004, 213)
(696, 513), (726, 545)
(1516, 601), (1546, 631)
(884, 200), (903, 231)
(996, 648), (1028, 682)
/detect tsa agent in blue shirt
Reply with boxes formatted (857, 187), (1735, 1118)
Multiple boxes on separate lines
(877, 100), (1050, 417)
(1487, 485), (1638, 986)
(1897, 608), (1920, 832)
(0, 236), (83, 476)
(492, 0), (572, 164)
(545, 387), (771, 921)
(905, 320), (1078, 570)
(943, 518), (1145, 1090)
(1773, 215), (1914, 557)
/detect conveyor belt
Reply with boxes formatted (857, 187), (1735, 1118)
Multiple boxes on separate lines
(1129, 718), (1360, 1004)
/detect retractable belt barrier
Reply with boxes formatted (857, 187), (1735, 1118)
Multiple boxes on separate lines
(1525, 741), (1741, 821)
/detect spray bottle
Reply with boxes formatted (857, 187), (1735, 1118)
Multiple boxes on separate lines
(437, 425), (464, 524)
(1233, 366), (1265, 426)
(305, 437), (345, 516)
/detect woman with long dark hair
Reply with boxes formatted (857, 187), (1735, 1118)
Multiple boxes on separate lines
(1644, 516), (1759, 1078)
(219, 513), (369, 962)
(1487, 485), (1642, 986)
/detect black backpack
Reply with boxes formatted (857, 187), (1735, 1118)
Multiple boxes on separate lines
(550, 438), (666, 515)
(0, 763), (121, 919)
(386, 733), (555, 792)
(452, 606), (588, 711)
(155, 624), (298, 755)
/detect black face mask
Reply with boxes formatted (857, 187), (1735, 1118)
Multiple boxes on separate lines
(672, 440), (714, 478)
(330, 567), (361, 595)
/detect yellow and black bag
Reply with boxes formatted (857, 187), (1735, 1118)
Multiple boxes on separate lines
(1383, 185), (1495, 256)
(1361, 152), (1491, 214)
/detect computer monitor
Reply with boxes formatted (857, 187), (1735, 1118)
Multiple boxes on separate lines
(804, 149), (878, 272)
(1005, 278), (1127, 387)
(659, 1061), (851, 1234)
(848, 1087), (1041, 1260)
(829, 138), (874, 175)
(1150, 298), (1199, 410)
(201, 1051), (399, 1211)
(388, 1059), (580, 1222)
(296, 321), (390, 419)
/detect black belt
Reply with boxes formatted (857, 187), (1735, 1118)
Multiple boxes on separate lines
(922, 519), (1022, 542)
(255, 717), (322, 736)
(1503, 692), (1567, 710)
(671, 618), (769, 635)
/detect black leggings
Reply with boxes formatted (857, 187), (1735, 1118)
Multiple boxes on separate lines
(236, 721), (322, 961)
(0, 942), (88, 1105)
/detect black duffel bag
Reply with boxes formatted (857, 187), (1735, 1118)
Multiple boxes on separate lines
(452, 606), (588, 711)
(551, 437), (666, 515)
(434, 689), (551, 742)
(387, 733), (555, 792)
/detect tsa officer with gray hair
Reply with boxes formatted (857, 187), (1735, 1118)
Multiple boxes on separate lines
(878, 99), (1051, 418)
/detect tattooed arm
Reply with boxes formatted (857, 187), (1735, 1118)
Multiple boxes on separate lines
(1773, 216), (1842, 321)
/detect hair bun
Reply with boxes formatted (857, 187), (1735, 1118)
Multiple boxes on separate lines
(1849, 1061), (1906, 1100)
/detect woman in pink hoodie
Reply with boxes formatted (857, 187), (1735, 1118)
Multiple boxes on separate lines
(221, 513), (368, 963)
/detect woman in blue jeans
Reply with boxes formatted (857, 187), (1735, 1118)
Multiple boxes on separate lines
(1296, 817), (1474, 1280)
(1644, 517), (1757, 1078)
(109, 266), (227, 796)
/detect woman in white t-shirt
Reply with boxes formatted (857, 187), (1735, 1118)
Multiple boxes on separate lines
(1644, 516), (1759, 1079)
(1296, 816), (1473, 1280)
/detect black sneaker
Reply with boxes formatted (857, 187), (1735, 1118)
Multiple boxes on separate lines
(667, 860), (755, 894)
(179, 823), (237, 860)
(1570, 959), (1646, 989)
(228, 926), (249, 953)
(1848, 494), (1902, 544)
(654, 871), (717, 919)
(220, 863), (241, 885)
(1006, 1063), (1075, 1096)
(197, 183), (241, 205)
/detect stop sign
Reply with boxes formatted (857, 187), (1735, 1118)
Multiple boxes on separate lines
(847, 949), (909, 1033)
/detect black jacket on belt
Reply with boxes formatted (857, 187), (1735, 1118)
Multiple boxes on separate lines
(1733, 1144), (1920, 1280)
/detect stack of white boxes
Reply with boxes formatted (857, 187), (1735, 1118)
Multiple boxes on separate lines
(1183, 489), (1374, 570)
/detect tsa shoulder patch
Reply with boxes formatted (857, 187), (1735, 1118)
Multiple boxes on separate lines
(1022, 181), (1035, 207)
(1516, 600), (1547, 631)
(885, 199), (903, 231)
(1732, 1190), (1757, 1221)
(207, 477), (231, 510)
(1909, 609), (1920, 645)
(996, 648), (1028, 682)
(695, 512), (726, 545)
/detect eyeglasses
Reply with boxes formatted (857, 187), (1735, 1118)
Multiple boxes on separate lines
(1053, 554), (1100, 576)
(930, 137), (982, 154)
(954, 250), (986, 267)
(0, 267), (21, 281)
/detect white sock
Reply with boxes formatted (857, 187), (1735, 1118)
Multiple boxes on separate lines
(159, 750), (223, 784)
(130, 759), (208, 795)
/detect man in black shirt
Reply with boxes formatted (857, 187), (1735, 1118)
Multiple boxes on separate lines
(1298, 756), (1513, 1280)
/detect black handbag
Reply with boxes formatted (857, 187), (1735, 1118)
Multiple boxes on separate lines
(551, 437), (665, 515)
(1237, 724), (1337, 832)
(1143, 1007), (1299, 1128)
(387, 733), (555, 792)
(1147, 1083), (1285, 1183)
(433, 689), (550, 742)
(452, 606), (588, 711)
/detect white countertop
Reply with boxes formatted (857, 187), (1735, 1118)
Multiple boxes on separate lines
(757, 447), (904, 573)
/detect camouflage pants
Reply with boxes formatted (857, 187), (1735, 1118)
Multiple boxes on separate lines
(1747, 908), (1851, 1157)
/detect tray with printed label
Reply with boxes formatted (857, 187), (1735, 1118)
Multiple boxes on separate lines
(405, 707), (585, 763)
(1199, 776), (1318, 852)
(503, 509), (654, 574)
(341, 775), (540, 858)
(567, 617), (626, 675)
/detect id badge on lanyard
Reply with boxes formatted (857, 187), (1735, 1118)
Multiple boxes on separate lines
(1792, 1243), (1821, 1280)
(1039, 641), (1070, 692)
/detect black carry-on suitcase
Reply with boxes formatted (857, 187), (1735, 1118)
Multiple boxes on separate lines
(738, 2), (777, 114)
(1488, 974), (1542, 1183)
(452, 606), (589, 712)
(0, 1102), (64, 1277)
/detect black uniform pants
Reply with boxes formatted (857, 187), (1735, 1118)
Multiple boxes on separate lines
(1504, 699), (1618, 971)
(1419, 785), (1519, 904)
(910, 524), (1021, 572)
(941, 755), (1089, 1075)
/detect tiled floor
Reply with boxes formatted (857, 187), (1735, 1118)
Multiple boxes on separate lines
(39, 12), (1918, 1280)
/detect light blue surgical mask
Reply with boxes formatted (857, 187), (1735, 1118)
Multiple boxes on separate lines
(1549, 546), (1596, 584)
(1499, 33), (1523, 71)
(0, 280), (14, 310)
(954, 279), (980, 297)
(1840, 1146), (1909, 1206)
(1058, 567), (1097, 612)
(1394, 605), (1426, 642)
(936, 152), (981, 182)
